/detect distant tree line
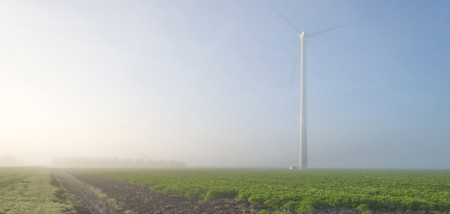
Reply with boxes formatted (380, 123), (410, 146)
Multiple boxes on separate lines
(52, 157), (187, 168)
(0, 155), (24, 167)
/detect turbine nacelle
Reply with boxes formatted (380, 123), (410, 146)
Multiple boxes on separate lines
(299, 31), (306, 39)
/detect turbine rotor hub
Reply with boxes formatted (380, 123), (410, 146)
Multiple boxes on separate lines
(300, 31), (306, 39)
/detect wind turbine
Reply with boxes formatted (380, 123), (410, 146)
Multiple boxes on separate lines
(269, 3), (344, 170)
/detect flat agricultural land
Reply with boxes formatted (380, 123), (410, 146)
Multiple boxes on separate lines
(1, 168), (449, 213)
(79, 168), (450, 213)
(0, 167), (75, 214)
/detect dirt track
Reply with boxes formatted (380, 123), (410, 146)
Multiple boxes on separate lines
(50, 172), (93, 214)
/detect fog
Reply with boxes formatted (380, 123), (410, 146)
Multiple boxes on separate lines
(1, 1), (450, 169)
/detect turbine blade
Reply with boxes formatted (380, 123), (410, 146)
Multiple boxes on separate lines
(268, 3), (301, 35)
(291, 42), (301, 84)
(308, 24), (345, 37)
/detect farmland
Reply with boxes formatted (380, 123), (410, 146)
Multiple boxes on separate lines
(1, 168), (448, 213)
(0, 167), (75, 214)
(82, 168), (450, 213)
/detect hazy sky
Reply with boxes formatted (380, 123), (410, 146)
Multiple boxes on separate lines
(1, 0), (450, 168)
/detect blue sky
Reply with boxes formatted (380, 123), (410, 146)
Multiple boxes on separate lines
(0, 0), (449, 168)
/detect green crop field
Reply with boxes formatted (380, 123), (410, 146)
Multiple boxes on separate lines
(0, 167), (75, 214)
(84, 169), (450, 212)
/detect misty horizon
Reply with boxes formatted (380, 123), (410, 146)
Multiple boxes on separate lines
(1, 154), (448, 170)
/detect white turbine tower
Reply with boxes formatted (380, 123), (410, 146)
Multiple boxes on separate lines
(269, 3), (344, 170)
